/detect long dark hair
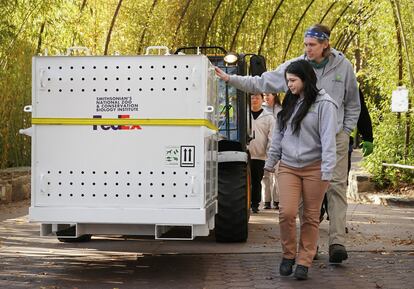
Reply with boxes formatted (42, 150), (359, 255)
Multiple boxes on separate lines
(278, 60), (320, 134)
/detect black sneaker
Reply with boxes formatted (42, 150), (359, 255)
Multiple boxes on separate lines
(329, 244), (348, 263)
(264, 202), (271, 209)
(294, 265), (308, 280)
(279, 258), (295, 276)
(252, 207), (259, 214)
(273, 202), (279, 209)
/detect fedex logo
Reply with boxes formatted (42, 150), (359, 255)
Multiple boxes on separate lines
(93, 115), (142, 130)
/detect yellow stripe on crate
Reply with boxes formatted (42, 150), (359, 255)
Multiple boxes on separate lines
(31, 118), (218, 131)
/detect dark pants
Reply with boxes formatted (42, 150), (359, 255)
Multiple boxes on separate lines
(250, 159), (265, 209)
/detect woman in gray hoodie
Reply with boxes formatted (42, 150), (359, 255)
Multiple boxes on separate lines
(264, 60), (337, 280)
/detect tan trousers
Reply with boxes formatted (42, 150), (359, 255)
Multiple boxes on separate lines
(278, 161), (329, 267)
(326, 130), (349, 246)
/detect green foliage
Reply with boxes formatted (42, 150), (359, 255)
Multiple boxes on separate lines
(0, 0), (414, 190)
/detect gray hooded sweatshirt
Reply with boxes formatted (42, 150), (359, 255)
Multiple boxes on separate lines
(264, 90), (338, 181)
(228, 49), (360, 134)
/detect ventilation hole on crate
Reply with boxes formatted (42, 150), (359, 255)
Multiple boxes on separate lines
(173, 183), (176, 186)
(48, 171), (51, 174)
(59, 66), (62, 70)
(162, 88), (165, 91)
(174, 88), (177, 91)
(92, 182), (96, 186)
(104, 194), (107, 197)
(150, 77), (154, 80)
(104, 182), (107, 186)
(115, 194), (119, 197)
(162, 65), (165, 68)
(59, 89), (62, 92)
(104, 171), (107, 174)
(186, 88), (189, 91)
(186, 77), (189, 80)
(93, 89), (96, 92)
(104, 89), (108, 92)
(150, 88), (154, 91)
(127, 183), (130, 186)
(116, 88), (119, 91)
(127, 88), (130, 92)
(186, 65), (189, 68)
(116, 66), (119, 69)
(174, 65), (177, 69)
(173, 194), (176, 198)
(47, 182), (50, 185)
(127, 77), (131, 80)
(115, 171), (119, 174)
(185, 171), (188, 175)
(58, 77), (62, 81)
(93, 77), (96, 80)
(48, 89), (51, 92)
(105, 66), (108, 69)
(127, 194), (130, 198)
(48, 78), (51, 81)
(127, 66), (131, 69)
(115, 182), (119, 186)
(47, 193), (50, 196)
(81, 194), (84, 197)
(162, 183), (165, 186)
(59, 182), (62, 185)
(161, 171), (165, 174)
(81, 171), (84, 174)
(173, 171), (176, 175)
(92, 194), (96, 197)
(174, 77), (177, 80)
(48, 66), (51, 70)
(139, 65), (142, 69)
(150, 183), (153, 186)
(93, 66), (96, 69)
(82, 89), (85, 92)
(70, 78), (74, 81)
(139, 88), (142, 91)
(162, 77), (165, 80)
(138, 171), (142, 174)
(139, 77), (142, 80)
(70, 193), (73, 197)
(59, 193), (62, 197)
(81, 182), (84, 186)
(92, 171), (95, 174)
(185, 195), (188, 198)
(150, 194), (153, 198)
(70, 182), (73, 185)
(185, 183), (188, 186)
(138, 183), (142, 186)
(105, 77), (108, 81)
(59, 171), (62, 174)
(82, 66), (85, 69)
(127, 171), (130, 174)
(116, 77), (119, 80)
(82, 77), (85, 81)
(70, 89), (73, 92)
(138, 194), (142, 197)
(151, 65), (154, 69)
(161, 195), (165, 198)
(150, 171), (153, 174)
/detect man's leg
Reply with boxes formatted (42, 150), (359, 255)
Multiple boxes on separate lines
(250, 159), (265, 212)
(326, 130), (349, 262)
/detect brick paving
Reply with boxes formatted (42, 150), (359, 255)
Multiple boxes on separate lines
(0, 251), (413, 288)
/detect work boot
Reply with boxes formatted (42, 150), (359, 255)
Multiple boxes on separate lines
(264, 202), (271, 209)
(329, 244), (348, 263)
(279, 258), (295, 276)
(294, 265), (308, 280)
(273, 201), (279, 209)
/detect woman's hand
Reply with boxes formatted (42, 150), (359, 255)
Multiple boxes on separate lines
(215, 66), (230, 82)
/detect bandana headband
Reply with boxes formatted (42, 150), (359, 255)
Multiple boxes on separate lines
(304, 29), (329, 41)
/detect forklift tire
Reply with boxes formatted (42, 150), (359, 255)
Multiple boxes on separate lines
(215, 160), (249, 242)
(56, 225), (92, 243)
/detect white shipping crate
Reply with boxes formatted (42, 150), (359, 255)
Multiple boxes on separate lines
(26, 54), (219, 240)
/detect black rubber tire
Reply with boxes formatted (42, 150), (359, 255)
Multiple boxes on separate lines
(215, 160), (249, 242)
(56, 225), (92, 243)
